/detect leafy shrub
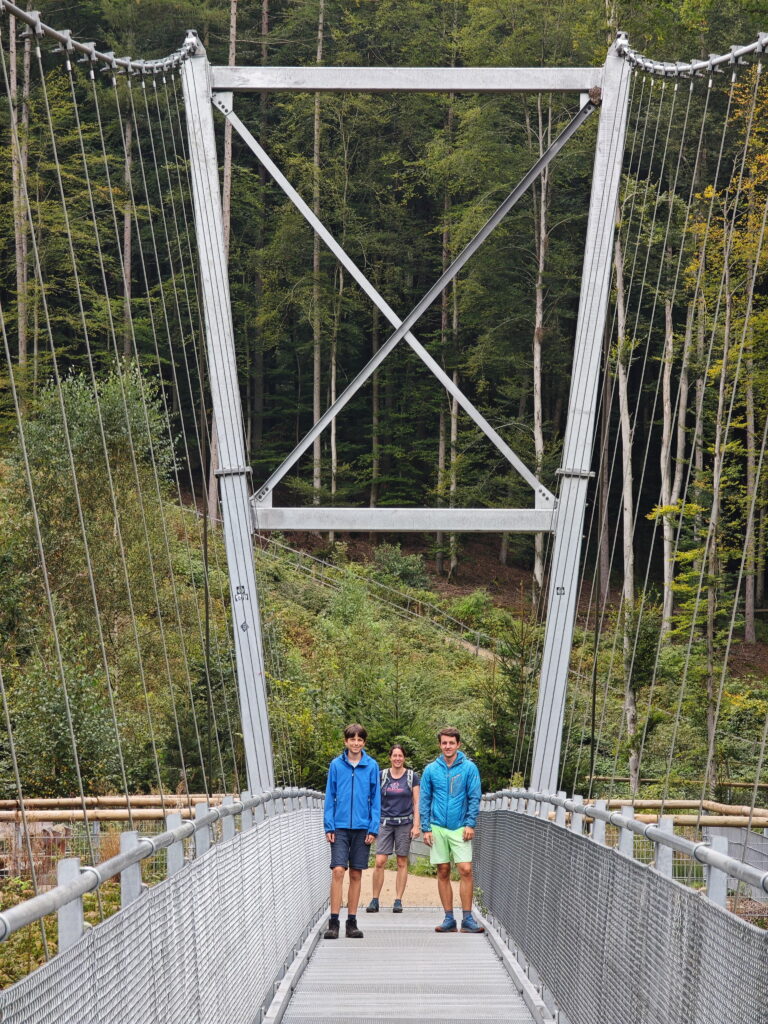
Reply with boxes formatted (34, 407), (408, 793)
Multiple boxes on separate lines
(371, 543), (430, 590)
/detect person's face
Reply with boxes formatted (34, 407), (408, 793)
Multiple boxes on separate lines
(345, 733), (365, 756)
(390, 748), (405, 770)
(439, 735), (460, 760)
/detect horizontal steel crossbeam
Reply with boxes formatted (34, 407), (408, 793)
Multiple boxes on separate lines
(250, 507), (554, 533)
(212, 65), (603, 93)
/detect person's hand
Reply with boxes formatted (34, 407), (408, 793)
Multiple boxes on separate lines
(463, 826), (475, 841)
(364, 833), (376, 845)
(325, 832), (335, 843)
(410, 824), (420, 839)
(423, 831), (433, 847)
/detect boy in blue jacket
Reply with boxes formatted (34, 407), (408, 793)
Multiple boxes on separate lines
(419, 726), (484, 933)
(323, 723), (381, 939)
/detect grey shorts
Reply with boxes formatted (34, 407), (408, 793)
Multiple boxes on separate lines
(377, 821), (412, 857)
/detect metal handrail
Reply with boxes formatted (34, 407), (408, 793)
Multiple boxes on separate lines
(0, 787), (322, 942)
(617, 30), (768, 77)
(483, 788), (768, 895)
(0, 1), (198, 72)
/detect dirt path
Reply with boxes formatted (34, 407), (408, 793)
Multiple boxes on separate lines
(342, 868), (456, 909)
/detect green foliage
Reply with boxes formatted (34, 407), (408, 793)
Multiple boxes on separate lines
(371, 544), (430, 590)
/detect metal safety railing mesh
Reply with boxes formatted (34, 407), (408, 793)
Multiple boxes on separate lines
(475, 807), (768, 1024)
(0, 803), (328, 1024)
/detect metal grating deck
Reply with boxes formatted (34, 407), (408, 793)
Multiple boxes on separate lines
(281, 908), (536, 1023)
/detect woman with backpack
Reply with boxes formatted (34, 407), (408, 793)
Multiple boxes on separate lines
(366, 744), (420, 913)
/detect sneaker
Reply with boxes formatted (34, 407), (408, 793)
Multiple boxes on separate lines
(392, 899), (403, 914)
(324, 918), (340, 940)
(460, 915), (485, 934)
(366, 898), (379, 913)
(434, 914), (457, 933)
(345, 919), (364, 938)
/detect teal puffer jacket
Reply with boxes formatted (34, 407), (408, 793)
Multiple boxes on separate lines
(419, 750), (481, 831)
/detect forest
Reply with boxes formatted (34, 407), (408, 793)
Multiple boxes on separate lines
(0, 0), (768, 805)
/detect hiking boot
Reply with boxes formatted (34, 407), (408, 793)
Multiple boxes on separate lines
(392, 899), (403, 913)
(460, 915), (485, 934)
(434, 914), (457, 933)
(345, 918), (364, 938)
(323, 918), (340, 939)
(366, 898), (379, 913)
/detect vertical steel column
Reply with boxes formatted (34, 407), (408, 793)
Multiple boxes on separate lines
(181, 36), (274, 791)
(529, 40), (630, 795)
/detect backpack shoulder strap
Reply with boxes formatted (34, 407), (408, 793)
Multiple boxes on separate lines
(407, 768), (414, 789)
(380, 768), (389, 786)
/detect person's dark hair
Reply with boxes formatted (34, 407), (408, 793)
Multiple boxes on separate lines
(389, 744), (407, 757)
(344, 723), (367, 740)
(437, 726), (461, 742)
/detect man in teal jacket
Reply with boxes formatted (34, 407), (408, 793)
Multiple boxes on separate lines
(419, 726), (484, 933)
(323, 723), (380, 939)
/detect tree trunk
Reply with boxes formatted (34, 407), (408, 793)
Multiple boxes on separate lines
(448, 280), (459, 579)
(745, 351), (756, 643)
(329, 267), (343, 542)
(312, 0), (325, 501)
(614, 232), (639, 794)
(659, 299), (674, 630)
(222, 0), (238, 257)
(448, 369), (459, 580)
(122, 118), (133, 358)
(9, 15), (28, 367)
(370, 299), (380, 509)
(436, 408), (446, 574)
(704, 274), (732, 797)
(598, 323), (611, 607)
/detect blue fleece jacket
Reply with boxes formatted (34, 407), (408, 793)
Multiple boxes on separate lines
(419, 750), (481, 832)
(323, 749), (381, 834)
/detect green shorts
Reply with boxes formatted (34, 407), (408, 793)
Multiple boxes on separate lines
(429, 824), (473, 865)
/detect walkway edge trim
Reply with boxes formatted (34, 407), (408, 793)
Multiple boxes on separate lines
(262, 910), (328, 1024)
(472, 907), (555, 1024)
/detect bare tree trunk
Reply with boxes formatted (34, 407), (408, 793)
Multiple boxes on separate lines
(329, 267), (343, 543)
(704, 275), (732, 797)
(311, 0), (325, 501)
(222, 0), (238, 256)
(370, 299), (380, 509)
(436, 408), (446, 574)
(659, 299), (674, 630)
(745, 351), (756, 643)
(249, 0), (269, 457)
(525, 98), (551, 604)
(448, 368), (459, 580)
(437, 102), (454, 574)
(122, 119), (133, 358)
(614, 233), (639, 793)
(10, 15), (28, 367)
(598, 324), (611, 607)
(448, 279), (460, 579)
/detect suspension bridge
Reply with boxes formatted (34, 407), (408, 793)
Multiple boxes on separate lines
(0, 3), (767, 1021)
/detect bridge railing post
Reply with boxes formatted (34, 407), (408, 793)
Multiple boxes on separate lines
(706, 834), (729, 907)
(222, 795), (235, 842)
(555, 791), (567, 827)
(654, 815), (674, 877)
(591, 799), (607, 845)
(570, 795), (584, 835)
(120, 831), (143, 907)
(166, 812), (185, 876)
(618, 807), (635, 858)
(195, 802), (211, 857)
(57, 858), (83, 952)
(241, 790), (253, 831)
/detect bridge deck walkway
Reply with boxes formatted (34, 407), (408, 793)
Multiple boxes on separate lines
(281, 908), (536, 1023)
